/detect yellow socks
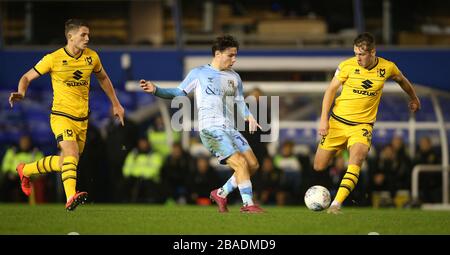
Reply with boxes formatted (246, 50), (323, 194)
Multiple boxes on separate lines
(335, 164), (360, 204)
(61, 156), (78, 201)
(23, 156), (61, 176)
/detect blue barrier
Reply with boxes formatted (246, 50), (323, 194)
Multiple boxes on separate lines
(1, 48), (449, 91)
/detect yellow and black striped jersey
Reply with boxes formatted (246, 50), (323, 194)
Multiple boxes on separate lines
(332, 56), (401, 124)
(34, 47), (103, 120)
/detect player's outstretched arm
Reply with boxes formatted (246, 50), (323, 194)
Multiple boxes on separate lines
(9, 68), (40, 108)
(391, 73), (421, 113)
(139, 79), (186, 99)
(318, 77), (342, 136)
(95, 69), (125, 126)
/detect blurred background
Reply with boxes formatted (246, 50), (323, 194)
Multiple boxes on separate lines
(0, 0), (449, 210)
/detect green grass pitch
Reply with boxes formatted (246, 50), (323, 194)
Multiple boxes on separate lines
(1, 204), (450, 235)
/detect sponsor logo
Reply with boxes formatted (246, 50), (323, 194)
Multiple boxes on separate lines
(73, 70), (83, 80)
(353, 89), (378, 96)
(361, 79), (373, 89)
(65, 80), (88, 87)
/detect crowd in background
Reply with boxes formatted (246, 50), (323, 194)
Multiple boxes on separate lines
(0, 110), (442, 208)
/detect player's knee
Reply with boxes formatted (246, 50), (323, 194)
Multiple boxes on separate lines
(313, 161), (327, 171)
(351, 152), (368, 165)
(249, 161), (259, 173)
(230, 154), (248, 172)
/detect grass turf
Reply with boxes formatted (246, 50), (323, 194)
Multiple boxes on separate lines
(1, 203), (450, 235)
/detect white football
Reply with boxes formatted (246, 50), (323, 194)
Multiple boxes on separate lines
(304, 185), (331, 211)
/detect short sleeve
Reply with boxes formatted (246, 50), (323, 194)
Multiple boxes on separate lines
(92, 51), (103, 73)
(334, 62), (349, 83)
(33, 54), (53, 75)
(389, 62), (401, 78)
(178, 69), (199, 94)
(235, 74), (244, 100)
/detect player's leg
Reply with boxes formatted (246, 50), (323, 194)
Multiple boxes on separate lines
(221, 129), (259, 202)
(60, 139), (88, 211)
(242, 149), (259, 175)
(16, 155), (62, 197)
(21, 155), (62, 176)
(313, 118), (344, 171)
(313, 148), (337, 171)
(51, 115), (88, 210)
(226, 152), (263, 212)
(59, 140), (80, 202)
(230, 131), (263, 212)
(200, 128), (236, 212)
(213, 131), (259, 205)
(329, 124), (372, 214)
(201, 128), (262, 212)
(16, 116), (68, 196)
(231, 129), (259, 174)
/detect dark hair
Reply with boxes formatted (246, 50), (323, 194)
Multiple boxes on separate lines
(65, 19), (89, 38)
(211, 35), (239, 56)
(354, 32), (375, 52)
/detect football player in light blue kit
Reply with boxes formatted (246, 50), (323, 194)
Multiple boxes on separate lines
(140, 35), (264, 213)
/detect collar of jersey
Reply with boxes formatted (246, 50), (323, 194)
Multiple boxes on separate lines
(63, 47), (84, 59)
(365, 57), (379, 71)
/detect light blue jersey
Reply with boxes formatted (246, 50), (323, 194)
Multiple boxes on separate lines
(176, 64), (252, 163)
(178, 64), (250, 131)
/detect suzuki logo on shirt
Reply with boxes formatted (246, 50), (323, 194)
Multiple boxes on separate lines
(73, 70), (83, 80)
(361, 79), (373, 89)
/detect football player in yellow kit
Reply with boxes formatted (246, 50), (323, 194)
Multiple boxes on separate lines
(9, 19), (125, 211)
(313, 32), (421, 214)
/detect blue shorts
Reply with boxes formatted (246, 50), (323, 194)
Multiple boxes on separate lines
(199, 127), (251, 164)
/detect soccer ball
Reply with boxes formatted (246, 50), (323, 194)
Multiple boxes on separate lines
(304, 185), (331, 211)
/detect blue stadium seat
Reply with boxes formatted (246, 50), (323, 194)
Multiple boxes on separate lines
(136, 92), (156, 106)
(372, 129), (409, 146)
(116, 89), (137, 111)
(279, 128), (317, 147)
(414, 97), (436, 122)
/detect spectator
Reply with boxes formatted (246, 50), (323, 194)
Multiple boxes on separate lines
(147, 115), (180, 158)
(77, 121), (106, 203)
(371, 144), (396, 207)
(160, 142), (191, 204)
(103, 108), (139, 202)
(413, 136), (441, 203)
(122, 138), (164, 203)
(1, 135), (43, 202)
(253, 156), (283, 205)
(391, 135), (413, 191)
(187, 156), (220, 206)
(241, 87), (270, 167)
(274, 140), (302, 205)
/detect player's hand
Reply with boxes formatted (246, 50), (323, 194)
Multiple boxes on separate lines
(140, 79), (156, 94)
(318, 119), (329, 136)
(113, 104), (125, 126)
(248, 115), (261, 134)
(9, 92), (24, 108)
(409, 97), (421, 113)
